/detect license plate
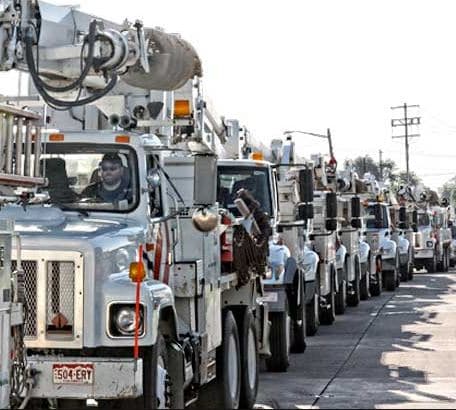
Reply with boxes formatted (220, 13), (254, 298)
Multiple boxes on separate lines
(53, 363), (94, 385)
(261, 292), (278, 303)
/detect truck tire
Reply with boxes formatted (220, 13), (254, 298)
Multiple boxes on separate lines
(384, 270), (396, 291)
(427, 253), (437, 273)
(395, 254), (401, 288)
(306, 292), (319, 336)
(400, 263), (409, 282)
(265, 308), (291, 372)
(443, 248), (449, 272)
(347, 260), (361, 307)
(360, 261), (370, 301)
(199, 310), (241, 409)
(239, 309), (259, 409)
(112, 330), (170, 410)
(408, 250), (414, 280)
(291, 278), (307, 353)
(335, 269), (346, 315)
(320, 270), (336, 325)
(370, 257), (382, 296)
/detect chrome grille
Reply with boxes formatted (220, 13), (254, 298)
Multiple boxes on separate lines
(12, 250), (83, 349)
(46, 261), (75, 336)
(12, 260), (38, 338)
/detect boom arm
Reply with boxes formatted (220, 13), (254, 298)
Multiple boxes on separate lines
(0, 0), (202, 108)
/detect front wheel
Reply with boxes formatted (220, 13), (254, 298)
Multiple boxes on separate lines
(239, 309), (259, 409)
(291, 279), (307, 353)
(320, 271), (336, 325)
(265, 308), (291, 372)
(199, 310), (241, 409)
(306, 292), (319, 336)
(335, 273), (346, 315)
(400, 263), (409, 282)
(384, 270), (396, 291)
(127, 331), (170, 410)
(360, 261), (370, 301)
(347, 261), (361, 307)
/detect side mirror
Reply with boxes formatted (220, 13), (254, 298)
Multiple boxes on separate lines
(326, 219), (337, 232)
(412, 210), (418, 225)
(298, 169), (314, 203)
(193, 154), (217, 206)
(326, 192), (338, 219)
(351, 218), (362, 229)
(351, 197), (361, 218)
(298, 204), (314, 220)
(399, 206), (407, 223)
(146, 169), (161, 190)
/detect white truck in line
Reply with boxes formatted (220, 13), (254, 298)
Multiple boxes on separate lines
(356, 174), (399, 293)
(335, 164), (369, 310)
(0, 1), (271, 408)
(216, 130), (319, 372)
(414, 193), (452, 273)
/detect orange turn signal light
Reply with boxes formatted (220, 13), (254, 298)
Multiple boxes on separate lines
(250, 151), (264, 161)
(174, 99), (191, 118)
(129, 261), (146, 282)
(115, 135), (130, 143)
(49, 133), (64, 141)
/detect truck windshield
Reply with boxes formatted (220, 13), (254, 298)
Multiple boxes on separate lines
(38, 143), (138, 212)
(366, 204), (389, 229)
(217, 165), (272, 217)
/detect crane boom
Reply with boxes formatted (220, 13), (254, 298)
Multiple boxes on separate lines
(0, 0), (202, 108)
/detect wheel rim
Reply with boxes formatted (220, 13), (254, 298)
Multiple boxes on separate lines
(247, 327), (257, 390)
(228, 333), (239, 401)
(156, 355), (168, 409)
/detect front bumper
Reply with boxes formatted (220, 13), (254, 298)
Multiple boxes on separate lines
(262, 284), (287, 312)
(27, 356), (142, 399)
(414, 249), (434, 260)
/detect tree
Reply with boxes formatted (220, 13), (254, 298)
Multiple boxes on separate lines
(440, 176), (456, 203)
(348, 156), (421, 191)
(389, 171), (422, 190)
(351, 155), (396, 181)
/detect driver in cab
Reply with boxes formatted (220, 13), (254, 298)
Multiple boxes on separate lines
(82, 153), (132, 203)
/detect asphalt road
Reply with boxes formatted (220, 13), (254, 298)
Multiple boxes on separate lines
(256, 271), (456, 409)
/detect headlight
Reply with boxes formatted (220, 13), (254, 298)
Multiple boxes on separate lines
(115, 248), (131, 272)
(109, 304), (144, 337)
(426, 241), (434, 248)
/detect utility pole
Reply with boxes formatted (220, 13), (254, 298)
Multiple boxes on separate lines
(391, 103), (420, 184)
(379, 149), (383, 181)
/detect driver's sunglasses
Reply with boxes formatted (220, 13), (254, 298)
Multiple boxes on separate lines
(101, 164), (121, 172)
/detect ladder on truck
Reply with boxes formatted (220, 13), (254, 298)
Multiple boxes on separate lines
(0, 105), (45, 409)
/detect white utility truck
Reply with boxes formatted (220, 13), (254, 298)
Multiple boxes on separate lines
(216, 130), (319, 372)
(0, 1), (270, 408)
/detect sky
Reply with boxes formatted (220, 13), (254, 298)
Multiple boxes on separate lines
(2, 0), (456, 190)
